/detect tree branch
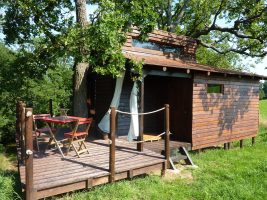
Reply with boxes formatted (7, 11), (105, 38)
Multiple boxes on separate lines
(171, 0), (190, 32)
(191, 5), (267, 41)
(200, 40), (267, 57)
(211, 0), (225, 28)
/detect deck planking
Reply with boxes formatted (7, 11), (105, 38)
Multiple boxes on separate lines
(18, 139), (165, 199)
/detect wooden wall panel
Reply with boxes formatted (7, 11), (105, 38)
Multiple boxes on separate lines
(125, 29), (198, 63)
(192, 74), (259, 150)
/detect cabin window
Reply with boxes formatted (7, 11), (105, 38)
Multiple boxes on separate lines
(132, 39), (182, 54)
(207, 84), (224, 94)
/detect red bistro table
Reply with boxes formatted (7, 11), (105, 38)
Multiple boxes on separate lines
(40, 116), (85, 158)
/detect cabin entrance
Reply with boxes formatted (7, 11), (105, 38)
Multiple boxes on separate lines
(144, 75), (192, 143)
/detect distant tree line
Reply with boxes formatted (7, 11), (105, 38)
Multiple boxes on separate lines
(0, 44), (72, 144)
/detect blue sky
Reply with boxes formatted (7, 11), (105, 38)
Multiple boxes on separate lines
(248, 57), (267, 76)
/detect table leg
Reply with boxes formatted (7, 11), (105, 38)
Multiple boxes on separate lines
(45, 122), (65, 158)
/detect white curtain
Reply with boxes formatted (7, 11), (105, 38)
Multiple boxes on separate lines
(98, 72), (125, 133)
(127, 82), (139, 141)
(127, 71), (148, 141)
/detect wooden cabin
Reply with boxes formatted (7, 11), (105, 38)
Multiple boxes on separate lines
(90, 28), (266, 150)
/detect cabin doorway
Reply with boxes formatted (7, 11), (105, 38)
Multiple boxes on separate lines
(144, 75), (192, 143)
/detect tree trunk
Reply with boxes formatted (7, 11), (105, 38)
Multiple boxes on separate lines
(73, 62), (89, 117)
(166, 0), (172, 32)
(73, 0), (89, 117)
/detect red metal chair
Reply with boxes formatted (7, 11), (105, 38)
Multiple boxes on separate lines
(64, 117), (93, 157)
(33, 114), (55, 152)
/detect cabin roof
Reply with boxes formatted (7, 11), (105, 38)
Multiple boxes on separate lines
(123, 50), (267, 80)
(124, 28), (267, 80)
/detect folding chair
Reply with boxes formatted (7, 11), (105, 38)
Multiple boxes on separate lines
(64, 117), (93, 157)
(33, 114), (55, 152)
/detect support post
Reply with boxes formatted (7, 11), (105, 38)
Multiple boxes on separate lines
(49, 99), (53, 117)
(227, 142), (231, 149)
(109, 107), (116, 183)
(240, 140), (243, 148)
(252, 137), (255, 145)
(25, 108), (35, 200)
(20, 102), (26, 164)
(138, 79), (144, 152)
(164, 104), (170, 168)
(16, 101), (22, 164)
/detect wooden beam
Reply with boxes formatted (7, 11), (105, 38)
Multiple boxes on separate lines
(164, 104), (170, 168)
(109, 107), (116, 182)
(138, 79), (144, 152)
(127, 169), (133, 179)
(25, 108), (35, 200)
(145, 69), (191, 78)
(161, 160), (167, 176)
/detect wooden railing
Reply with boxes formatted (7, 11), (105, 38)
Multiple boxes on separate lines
(109, 104), (170, 180)
(16, 101), (35, 200)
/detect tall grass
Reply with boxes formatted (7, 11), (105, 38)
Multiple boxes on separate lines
(0, 145), (21, 200)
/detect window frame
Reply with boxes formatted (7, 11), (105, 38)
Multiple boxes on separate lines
(206, 84), (224, 94)
(132, 39), (182, 55)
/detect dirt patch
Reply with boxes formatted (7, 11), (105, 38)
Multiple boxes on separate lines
(162, 165), (195, 182)
(260, 121), (267, 127)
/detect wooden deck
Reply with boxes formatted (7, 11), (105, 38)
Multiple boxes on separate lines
(18, 139), (165, 199)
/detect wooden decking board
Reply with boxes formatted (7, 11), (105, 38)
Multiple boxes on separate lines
(18, 139), (165, 197)
(20, 145), (162, 179)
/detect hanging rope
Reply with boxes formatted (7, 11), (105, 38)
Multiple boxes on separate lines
(115, 107), (165, 116)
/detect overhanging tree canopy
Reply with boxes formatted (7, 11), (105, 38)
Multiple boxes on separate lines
(3, 0), (267, 116)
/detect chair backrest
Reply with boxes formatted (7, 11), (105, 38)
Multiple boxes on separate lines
(33, 114), (51, 120)
(33, 114), (51, 130)
(74, 117), (93, 134)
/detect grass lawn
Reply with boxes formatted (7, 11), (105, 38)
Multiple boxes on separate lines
(0, 144), (21, 200)
(1, 100), (267, 200)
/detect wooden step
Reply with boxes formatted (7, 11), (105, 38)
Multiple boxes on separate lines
(170, 155), (188, 163)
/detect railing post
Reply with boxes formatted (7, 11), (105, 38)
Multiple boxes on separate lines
(164, 104), (170, 169)
(109, 107), (116, 182)
(138, 79), (144, 152)
(25, 108), (35, 200)
(49, 99), (53, 116)
(16, 101), (22, 164)
(20, 102), (26, 164)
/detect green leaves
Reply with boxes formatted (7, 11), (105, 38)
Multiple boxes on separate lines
(3, 0), (160, 77)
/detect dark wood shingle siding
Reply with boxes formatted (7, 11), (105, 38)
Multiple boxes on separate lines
(117, 71), (134, 136)
(95, 76), (116, 123)
(192, 74), (259, 150)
